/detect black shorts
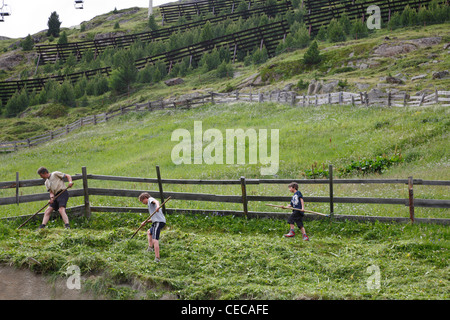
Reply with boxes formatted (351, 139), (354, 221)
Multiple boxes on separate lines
(148, 222), (166, 240)
(287, 211), (304, 228)
(50, 190), (69, 211)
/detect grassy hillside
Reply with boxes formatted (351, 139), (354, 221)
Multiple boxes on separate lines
(0, 4), (448, 301)
(0, 4), (449, 141)
(0, 101), (448, 219)
(0, 212), (448, 300)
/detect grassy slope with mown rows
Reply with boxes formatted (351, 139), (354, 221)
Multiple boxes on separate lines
(0, 8), (449, 299)
(0, 211), (448, 299)
(0, 101), (448, 218)
(0, 99), (449, 300)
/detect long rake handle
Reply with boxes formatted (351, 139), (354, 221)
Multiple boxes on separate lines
(18, 187), (70, 229)
(130, 196), (171, 239)
(265, 204), (328, 217)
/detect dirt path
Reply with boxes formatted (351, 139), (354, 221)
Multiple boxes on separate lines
(0, 265), (99, 300)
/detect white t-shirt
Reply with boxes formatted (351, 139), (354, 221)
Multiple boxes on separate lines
(45, 171), (66, 194)
(148, 197), (166, 223)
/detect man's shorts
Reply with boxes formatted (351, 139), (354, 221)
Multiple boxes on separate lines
(148, 222), (166, 240)
(50, 190), (69, 211)
(287, 211), (304, 228)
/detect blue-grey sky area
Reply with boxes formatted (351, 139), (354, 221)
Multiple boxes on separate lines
(0, 0), (174, 39)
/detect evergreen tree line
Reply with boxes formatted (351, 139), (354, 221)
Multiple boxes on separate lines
(3, 13), (286, 117)
(4, 1), (449, 117)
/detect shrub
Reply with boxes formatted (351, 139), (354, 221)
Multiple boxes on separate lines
(5, 89), (29, 117)
(351, 18), (368, 39)
(252, 46), (268, 65)
(138, 64), (153, 83)
(200, 48), (221, 71)
(21, 34), (34, 51)
(58, 31), (68, 45)
(109, 50), (137, 94)
(303, 41), (322, 65)
(296, 79), (309, 90)
(56, 81), (76, 107)
(316, 25), (327, 41)
(216, 61), (233, 78)
(340, 153), (404, 176)
(327, 19), (346, 43)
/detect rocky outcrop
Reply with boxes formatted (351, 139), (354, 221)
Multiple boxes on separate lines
(164, 78), (184, 86)
(373, 37), (442, 57)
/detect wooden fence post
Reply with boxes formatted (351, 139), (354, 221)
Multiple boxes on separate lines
(16, 172), (19, 205)
(240, 176), (248, 217)
(291, 92), (296, 106)
(82, 166), (91, 218)
(156, 165), (166, 214)
(408, 176), (415, 223)
(329, 164), (334, 218)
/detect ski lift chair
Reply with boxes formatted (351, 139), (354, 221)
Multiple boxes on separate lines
(0, 1), (11, 21)
(74, 0), (84, 9)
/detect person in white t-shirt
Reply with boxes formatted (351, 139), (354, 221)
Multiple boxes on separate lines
(138, 193), (166, 262)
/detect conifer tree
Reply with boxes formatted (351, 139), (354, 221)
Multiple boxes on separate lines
(303, 41), (322, 65)
(47, 11), (62, 37)
(21, 34), (34, 51)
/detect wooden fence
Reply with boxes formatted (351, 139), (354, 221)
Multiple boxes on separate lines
(303, 0), (434, 35)
(0, 20), (288, 105)
(0, 166), (449, 225)
(35, 1), (292, 64)
(159, 0), (279, 23)
(1, 89), (449, 153)
(2, 0), (444, 104)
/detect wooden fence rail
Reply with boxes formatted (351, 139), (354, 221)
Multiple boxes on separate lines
(1, 89), (449, 153)
(159, 0), (280, 23)
(303, 0), (434, 35)
(1, 166), (449, 225)
(35, 1), (292, 64)
(0, 20), (288, 105)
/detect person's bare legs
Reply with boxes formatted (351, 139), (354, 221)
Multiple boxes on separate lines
(147, 229), (153, 249)
(153, 239), (160, 260)
(59, 207), (69, 225)
(41, 206), (53, 226)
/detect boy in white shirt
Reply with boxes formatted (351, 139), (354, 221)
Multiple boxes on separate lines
(139, 193), (166, 262)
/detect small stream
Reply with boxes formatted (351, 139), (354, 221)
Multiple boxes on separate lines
(0, 266), (97, 300)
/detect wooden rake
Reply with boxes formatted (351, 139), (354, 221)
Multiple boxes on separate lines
(265, 203), (329, 217)
(18, 186), (71, 229)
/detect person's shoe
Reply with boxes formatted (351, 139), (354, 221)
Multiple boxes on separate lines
(154, 257), (160, 263)
(303, 234), (310, 241)
(146, 246), (154, 252)
(64, 224), (70, 229)
(284, 230), (295, 237)
(38, 224), (46, 230)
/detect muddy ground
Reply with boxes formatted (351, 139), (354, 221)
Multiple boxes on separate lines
(0, 265), (99, 300)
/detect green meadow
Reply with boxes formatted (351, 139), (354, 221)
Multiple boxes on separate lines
(0, 101), (448, 218)
(0, 100), (448, 299)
